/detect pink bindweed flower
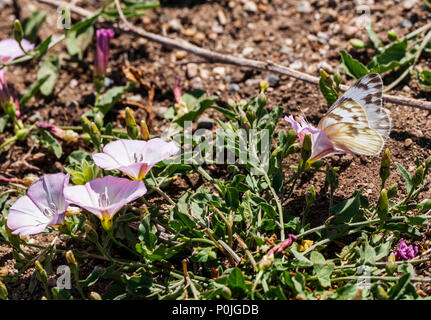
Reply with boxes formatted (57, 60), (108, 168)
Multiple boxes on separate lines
(94, 29), (115, 79)
(7, 173), (70, 236)
(0, 38), (34, 63)
(36, 122), (79, 143)
(285, 115), (347, 162)
(93, 138), (180, 181)
(268, 234), (297, 255)
(395, 238), (419, 260)
(63, 176), (147, 230)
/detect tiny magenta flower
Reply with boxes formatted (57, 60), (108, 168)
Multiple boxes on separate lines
(0, 38), (34, 63)
(268, 234), (297, 255)
(93, 138), (180, 180)
(285, 115), (347, 162)
(395, 238), (419, 260)
(63, 176), (147, 230)
(7, 173), (70, 236)
(94, 29), (115, 79)
(36, 122), (79, 143)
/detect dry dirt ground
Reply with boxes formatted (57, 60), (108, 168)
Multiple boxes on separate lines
(1, 0), (431, 298)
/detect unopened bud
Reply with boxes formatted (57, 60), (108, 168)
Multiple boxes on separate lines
(301, 133), (312, 162)
(0, 280), (8, 300)
(89, 291), (102, 300)
(387, 30), (398, 42)
(375, 285), (389, 300)
(412, 165), (424, 188)
(13, 20), (24, 44)
(376, 189), (389, 222)
(379, 148), (391, 187)
(349, 38), (366, 49)
(305, 186), (316, 206)
(65, 250), (77, 265)
(125, 107), (136, 127)
(35, 260), (48, 282)
(140, 120), (150, 141)
(386, 253), (396, 276)
(387, 183), (398, 199)
(259, 79), (269, 93)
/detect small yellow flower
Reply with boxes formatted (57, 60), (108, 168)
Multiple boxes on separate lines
(297, 239), (314, 252)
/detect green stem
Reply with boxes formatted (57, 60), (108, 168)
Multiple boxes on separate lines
(107, 229), (141, 259)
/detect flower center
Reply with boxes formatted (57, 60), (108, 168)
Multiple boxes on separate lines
(98, 187), (110, 208)
(133, 153), (144, 163)
(43, 202), (57, 217)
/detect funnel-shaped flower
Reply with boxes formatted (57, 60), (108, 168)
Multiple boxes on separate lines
(93, 138), (180, 180)
(7, 173), (70, 235)
(0, 38), (34, 63)
(94, 29), (115, 79)
(63, 176), (147, 230)
(395, 239), (418, 260)
(285, 115), (346, 162)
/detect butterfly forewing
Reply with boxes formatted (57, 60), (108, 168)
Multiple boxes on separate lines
(324, 122), (384, 155)
(323, 73), (391, 140)
(318, 99), (369, 130)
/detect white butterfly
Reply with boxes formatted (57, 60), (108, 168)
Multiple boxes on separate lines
(286, 73), (391, 161)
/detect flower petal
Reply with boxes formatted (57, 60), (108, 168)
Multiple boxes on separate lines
(7, 196), (51, 235)
(0, 39), (35, 62)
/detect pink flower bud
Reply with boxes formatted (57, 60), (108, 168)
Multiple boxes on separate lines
(173, 75), (183, 105)
(94, 29), (115, 79)
(36, 122), (78, 143)
(0, 69), (11, 110)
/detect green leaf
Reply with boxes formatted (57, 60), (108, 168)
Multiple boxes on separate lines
(388, 273), (411, 300)
(66, 150), (92, 165)
(367, 40), (413, 74)
(18, 75), (49, 108)
(339, 50), (369, 79)
(22, 11), (47, 43)
(66, 25), (94, 58)
(37, 129), (62, 158)
(395, 162), (413, 193)
(416, 69), (431, 89)
(95, 83), (136, 115)
(34, 36), (52, 58)
(331, 192), (361, 224)
(227, 268), (246, 296)
(0, 115), (9, 133)
(37, 55), (59, 96)
(366, 22), (383, 50)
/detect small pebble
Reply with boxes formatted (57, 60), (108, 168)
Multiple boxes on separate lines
(186, 63), (198, 79)
(175, 50), (187, 60)
(183, 28), (196, 37)
(200, 69), (210, 79)
(168, 19), (182, 31)
(223, 75), (232, 83)
(404, 138), (413, 148)
(296, 1), (312, 13)
(217, 10), (227, 25)
(400, 19), (413, 28)
(317, 32), (330, 44)
(194, 32), (206, 41)
(244, 1), (258, 12)
(69, 79), (78, 89)
(229, 83), (240, 93)
(290, 60), (303, 70)
(267, 74), (280, 87)
(242, 47), (254, 56)
(213, 67), (226, 77)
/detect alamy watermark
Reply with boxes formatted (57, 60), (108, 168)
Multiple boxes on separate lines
(355, 0), (372, 30)
(56, 265), (71, 290)
(57, 6), (71, 30)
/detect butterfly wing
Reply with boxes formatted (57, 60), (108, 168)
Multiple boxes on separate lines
(324, 122), (384, 155)
(322, 73), (391, 140)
